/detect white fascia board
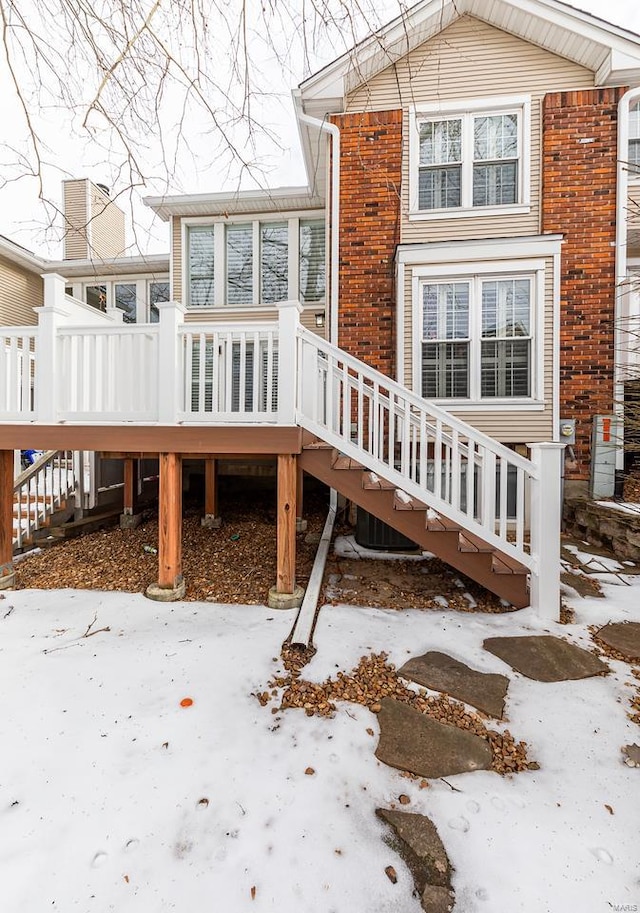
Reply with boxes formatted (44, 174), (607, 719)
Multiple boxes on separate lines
(397, 235), (564, 265)
(597, 49), (640, 85)
(144, 186), (321, 221)
(0, 236), (47, 273)
(301, 0), (640, 106)
(43, 253), (170, 278)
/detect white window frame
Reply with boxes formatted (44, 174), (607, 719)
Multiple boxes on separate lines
(182, 212), (326, 310)
(412, 258), (545, 406)
(408, 95), (531, 221)
(74, 274), (170, 322)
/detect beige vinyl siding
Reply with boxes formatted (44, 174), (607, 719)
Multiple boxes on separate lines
(0, 258), (43, 326)
(403, 254), (555, 442)
(183, 305), (327, 338)
(89, 185), (125, 259)
(63, 180), (89, 260)
(346, 15), (595, 245)
(172, 217), (182, 301)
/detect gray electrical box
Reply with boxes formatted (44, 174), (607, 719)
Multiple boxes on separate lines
(590, 415), (620, 499)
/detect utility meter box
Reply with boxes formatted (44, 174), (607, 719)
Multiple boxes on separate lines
(590, 415), (620, 499)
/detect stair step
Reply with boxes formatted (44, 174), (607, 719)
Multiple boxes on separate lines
(458, 532), (494, 554)
(393, 490), (427, 511)
(491, 552), (529, 576)
(331, 451), (364, 471)
(362, 471), (396, 491)
(425, 514), (461, 533)
(303, 440), (333, 450)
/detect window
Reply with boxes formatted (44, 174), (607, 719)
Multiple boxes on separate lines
(420, 275), (533, 401)
(421, 283), (469, 397)
(149, 281), (169, 324)
(185, 216), (326, 308)
(189, 227), (215, 307)
(299, 220), (326, 302)
(261, 223), (288, 303)
(85, 285), (107, 311)
(412, 97), (528, 215)
(630, 102), (640, 176)
(115, 283), (137, 323)
(226, 224), (253, 305)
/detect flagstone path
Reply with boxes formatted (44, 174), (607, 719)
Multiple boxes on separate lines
(482, 634), (609, 682)
(594, 622), (640, 661)
(398, 651), (509, 719)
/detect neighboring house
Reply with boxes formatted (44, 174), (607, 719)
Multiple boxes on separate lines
(3, 0), (640, 617)
(1, 180), (169, 502)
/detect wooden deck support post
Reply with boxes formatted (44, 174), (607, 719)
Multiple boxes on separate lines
(201, 458), (222, 528)
(0, 451), (15, 589)
(120, 458), (142, 529)
(268, 453), (304, 609)
(146, 452), (185, 601)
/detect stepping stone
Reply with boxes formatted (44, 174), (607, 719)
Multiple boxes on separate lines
(483, 635), (608, 682)
(398, 651), (509, 719)
(375, 697), (492, 779)
(376, 808), (454, 912)
(594, 622), (640, 661)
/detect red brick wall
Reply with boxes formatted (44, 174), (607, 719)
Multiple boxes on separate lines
(331, 109), (403, 377)
(542, 88), (625, 480)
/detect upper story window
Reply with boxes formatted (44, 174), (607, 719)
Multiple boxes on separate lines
(629, 102), (640, 177)
(410, 96), (530, 220)
(189, 226), (215, 307)
(186, 217), (325, 308)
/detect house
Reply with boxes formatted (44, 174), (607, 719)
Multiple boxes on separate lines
(3, 0), (640, 617)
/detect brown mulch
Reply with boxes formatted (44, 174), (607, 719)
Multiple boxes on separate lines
(16, 495), (325, 604)
(260, 646), (535, 777)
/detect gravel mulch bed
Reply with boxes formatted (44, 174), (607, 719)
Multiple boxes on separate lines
(16, 491), (326, 604)
(260, 646), (534, 776)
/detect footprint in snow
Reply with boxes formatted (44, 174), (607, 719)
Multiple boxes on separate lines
(91, 852), (108, 868)
(465, 800), (480, 814)
(448, 816), (470, 833)
(591, 847), (613, 865)
(491, 796), (506, 811)
(125, 839), (139, 852)
(475, 887), (490, 901)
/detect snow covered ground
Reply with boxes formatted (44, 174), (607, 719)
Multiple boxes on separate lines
(0, 562), (638, 912)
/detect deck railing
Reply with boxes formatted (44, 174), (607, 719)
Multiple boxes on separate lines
(1, 329), (37, 420)
(13, 450), (82, 550)
(0, 285), (563, 615)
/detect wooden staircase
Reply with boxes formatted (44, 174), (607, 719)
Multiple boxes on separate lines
(299, 443), (529, 608)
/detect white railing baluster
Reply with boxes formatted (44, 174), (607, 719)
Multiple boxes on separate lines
(499, 458), (508, 540)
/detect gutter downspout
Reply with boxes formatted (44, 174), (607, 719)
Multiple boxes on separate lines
(615, 86), (640, 473)
(297, 112), (340, 347)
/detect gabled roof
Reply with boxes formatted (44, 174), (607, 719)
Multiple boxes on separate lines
(300, 0), (640, 107)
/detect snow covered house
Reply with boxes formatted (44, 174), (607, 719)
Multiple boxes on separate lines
(3, 0), (640, 616)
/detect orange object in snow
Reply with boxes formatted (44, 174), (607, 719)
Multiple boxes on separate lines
(180, 698), (194, 707)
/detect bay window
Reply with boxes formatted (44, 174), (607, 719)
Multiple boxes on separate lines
(186, 216), (326, 308)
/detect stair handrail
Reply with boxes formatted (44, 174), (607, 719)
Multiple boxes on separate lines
(295, 326), (542, 567)
(13, 450), (82, 551)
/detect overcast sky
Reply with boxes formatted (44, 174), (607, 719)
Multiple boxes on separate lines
(2, 0), (640, 260)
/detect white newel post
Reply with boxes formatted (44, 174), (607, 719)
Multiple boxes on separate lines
(35, 273), (68, 423)
(527, 442), (565, 620)
(277, 301), (303, 425)
(156, 300), (187, 423)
